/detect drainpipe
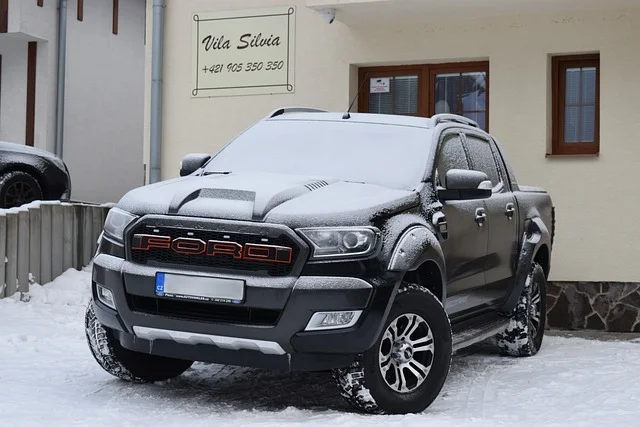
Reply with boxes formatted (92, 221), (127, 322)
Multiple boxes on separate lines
(149, 0), (166, 184)
(55, 0), (67, 157)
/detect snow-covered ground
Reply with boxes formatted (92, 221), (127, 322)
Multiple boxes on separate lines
(1, 269), (639, 427)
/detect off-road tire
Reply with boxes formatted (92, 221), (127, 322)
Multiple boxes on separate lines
(0, 171), (43, 209)
(333, 283), (452, 414)
(496, 263), (547, 357)
(85, 300), (193, 382)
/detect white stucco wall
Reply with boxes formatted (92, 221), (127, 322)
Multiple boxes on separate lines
(5, 0), (59, 152)
(0, 37), (28, 144)
(63, 0), (146, 203)
(15, 0), (58, 41)
(145, 1), (640, 282)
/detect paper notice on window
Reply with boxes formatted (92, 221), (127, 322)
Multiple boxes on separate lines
(370, 77), (391, 93)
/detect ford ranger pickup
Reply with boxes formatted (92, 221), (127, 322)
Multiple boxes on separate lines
(86, 108), (555, 414)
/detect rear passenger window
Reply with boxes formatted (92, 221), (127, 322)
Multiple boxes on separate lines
(436, 134), (469, 187)
(464, 135), (501, 188)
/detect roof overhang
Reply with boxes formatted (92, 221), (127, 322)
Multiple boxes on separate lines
(306, 0), (640, 26)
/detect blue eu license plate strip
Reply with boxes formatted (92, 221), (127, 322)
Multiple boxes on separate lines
(155, 273), (166, 296)
(155, 273), (244, 304)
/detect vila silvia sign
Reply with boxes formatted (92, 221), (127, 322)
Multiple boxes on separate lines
(192, 7), (296, 98)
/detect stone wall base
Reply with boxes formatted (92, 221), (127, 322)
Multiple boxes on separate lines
(547, 282), (640, 332)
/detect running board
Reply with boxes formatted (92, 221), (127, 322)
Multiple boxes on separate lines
(451, 318), (510, 353)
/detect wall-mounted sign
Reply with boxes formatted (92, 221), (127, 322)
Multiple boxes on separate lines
(192, 6), (296, 98)
(370, 77), (390, 93)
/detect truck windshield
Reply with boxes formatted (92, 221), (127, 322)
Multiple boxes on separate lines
(204, 119), (432, 191)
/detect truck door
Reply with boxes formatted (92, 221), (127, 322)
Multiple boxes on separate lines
(435, 131), (489, 316)
(462, 133), (518, 304)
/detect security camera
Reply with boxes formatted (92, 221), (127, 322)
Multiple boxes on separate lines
(320, 8), (336, 24)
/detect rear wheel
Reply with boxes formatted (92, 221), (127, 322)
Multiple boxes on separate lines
(0, 171), (43, 208)
(85, 301), (193, 382)
(333, 283), (452, 414)
(496, 263), (547, 357)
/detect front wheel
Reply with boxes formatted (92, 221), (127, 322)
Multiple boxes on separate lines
(333, 283), (452, 414)
(85, 301), (193, 382)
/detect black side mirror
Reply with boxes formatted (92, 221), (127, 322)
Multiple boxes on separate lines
(438, 169), (492, 201)
(180, 153), (211, 177)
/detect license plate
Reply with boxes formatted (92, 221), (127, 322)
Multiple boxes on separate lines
(155, 273), (244, 304)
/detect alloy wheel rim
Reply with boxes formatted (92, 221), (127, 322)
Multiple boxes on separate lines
(529, 277), (542, 338)
(4, 181), (36, 208)
(378, 313), (435, 394)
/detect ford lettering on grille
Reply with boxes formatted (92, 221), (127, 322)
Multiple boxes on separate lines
(132, 234), (293, 264)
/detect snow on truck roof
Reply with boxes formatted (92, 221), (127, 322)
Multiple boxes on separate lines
(266, 108), (480, 130)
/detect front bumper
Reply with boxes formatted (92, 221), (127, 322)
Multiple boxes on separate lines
(92, 254), (398, 371)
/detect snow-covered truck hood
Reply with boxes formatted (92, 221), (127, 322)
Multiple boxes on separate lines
(117, 172), (419, 228)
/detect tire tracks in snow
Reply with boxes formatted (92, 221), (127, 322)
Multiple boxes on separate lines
(436, 342), (515, 419)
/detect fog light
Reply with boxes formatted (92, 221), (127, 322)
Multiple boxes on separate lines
(305, 310), (362, 331)
(97, 285), (116, 310)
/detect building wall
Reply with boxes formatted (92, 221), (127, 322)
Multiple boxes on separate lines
(15, 0), (58, 41)
(6, 0), (59, 152)
(63, 0), (146, 203)
(0, 0), (145, 203)
(0, 36), (28, 144)
(147, 1), (640, 284)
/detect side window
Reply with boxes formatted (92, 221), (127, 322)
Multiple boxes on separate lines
(436, 133), (469, 187)
(464, 134), (501, 189)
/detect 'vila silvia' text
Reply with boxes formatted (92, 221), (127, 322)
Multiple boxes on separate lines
(202, 33), (282, 51)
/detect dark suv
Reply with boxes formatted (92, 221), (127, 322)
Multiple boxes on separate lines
(86, 108), (554, 414)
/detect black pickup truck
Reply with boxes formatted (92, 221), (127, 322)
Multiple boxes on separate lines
(86, 108), (554, 415)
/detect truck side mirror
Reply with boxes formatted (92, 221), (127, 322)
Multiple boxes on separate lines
(438, 169), (492, 201)
(179, 153), (211, 177)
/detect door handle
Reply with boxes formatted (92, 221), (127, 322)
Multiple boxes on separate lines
(475, 208), (486, 227)
(505, 202), (515, 220)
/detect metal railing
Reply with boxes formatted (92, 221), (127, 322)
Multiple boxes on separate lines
(0, 201), (113, 299)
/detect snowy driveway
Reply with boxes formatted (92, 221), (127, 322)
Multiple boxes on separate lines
(1, 269), (639, 427)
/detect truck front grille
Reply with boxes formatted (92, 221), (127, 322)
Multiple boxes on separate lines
(128, 295), (281, 326)
(128, 225), (300, 276)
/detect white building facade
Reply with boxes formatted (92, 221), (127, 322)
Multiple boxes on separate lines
(144, 0), (640, 331)
(0, 0), (145, 203)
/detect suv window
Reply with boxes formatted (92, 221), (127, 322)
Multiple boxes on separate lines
(436, 133), (469, 187)
(463, 134), (501, 189)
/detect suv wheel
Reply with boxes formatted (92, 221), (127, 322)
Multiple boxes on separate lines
(85, 301), (193, 382)
(496, 263), (547, 357)
(333, 283), (452, 414)
(0, 171), (43, 209)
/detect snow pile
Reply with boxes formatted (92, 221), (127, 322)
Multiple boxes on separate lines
(25, 266), (93, 306)
(1, 269), (640, 426)
(0, 267), (92, 355)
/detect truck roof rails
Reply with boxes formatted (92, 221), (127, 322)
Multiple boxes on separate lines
(431, 114), (479, 128)
(267, 107), (329, 118)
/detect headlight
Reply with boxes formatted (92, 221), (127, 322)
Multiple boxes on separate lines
(297, 227), (380, 260)
(103, 208), (138, 243)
